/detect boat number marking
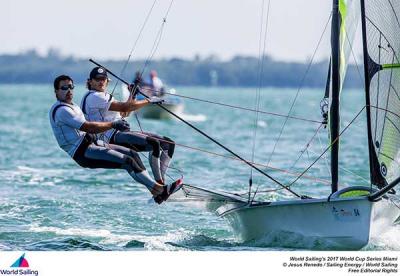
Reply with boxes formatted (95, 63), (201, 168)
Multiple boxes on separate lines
(332, 206), (360, 221)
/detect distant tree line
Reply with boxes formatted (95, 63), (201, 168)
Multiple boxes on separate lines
(0, 49), (363, 88)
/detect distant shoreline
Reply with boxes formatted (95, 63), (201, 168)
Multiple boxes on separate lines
(0, 50), (363, 88)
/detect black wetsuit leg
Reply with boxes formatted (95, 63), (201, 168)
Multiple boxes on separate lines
(113, 131), (176, 182)
(74, 142), (157, 191)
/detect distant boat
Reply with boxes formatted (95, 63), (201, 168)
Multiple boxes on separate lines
(121, 85), (184, 119)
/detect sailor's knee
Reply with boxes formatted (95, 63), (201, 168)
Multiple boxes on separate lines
(129, 149), (140, 159)
(162, 136), (175, 144)
(162, 136), (175, 157)
(146, 136), (161, 157)
(125, 155), (145, 173)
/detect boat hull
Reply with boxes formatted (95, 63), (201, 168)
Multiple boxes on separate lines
(219, 196), (399, 250)
(139, 102), (184, 119)
(120, 84), (184, 119)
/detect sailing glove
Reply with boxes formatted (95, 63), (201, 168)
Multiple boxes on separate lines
(148, 96), (164, 105)
(112, 119), (130, 132)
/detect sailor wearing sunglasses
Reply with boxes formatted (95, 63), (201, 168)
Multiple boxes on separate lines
(49, 75), (182, 204)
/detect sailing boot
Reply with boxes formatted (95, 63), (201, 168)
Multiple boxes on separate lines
(153, 177), (183, 204)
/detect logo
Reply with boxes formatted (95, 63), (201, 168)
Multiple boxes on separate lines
(10, 254), (29, 268)
(0, 253), (38, 276)
(332, 206), (361, 222)
(380, 163), (387, 176)
(98, 68), (104, 73)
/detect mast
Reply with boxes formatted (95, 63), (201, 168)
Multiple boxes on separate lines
(330, 0), (340, 193)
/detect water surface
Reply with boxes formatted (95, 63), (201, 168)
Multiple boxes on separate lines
(0, 84), (398, 251)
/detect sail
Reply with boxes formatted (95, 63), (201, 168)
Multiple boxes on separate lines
(325, 0), (360, 120)
(338, 0), (360, 86)
(361, 0), (400, 187)
(328, 0), (360, 192)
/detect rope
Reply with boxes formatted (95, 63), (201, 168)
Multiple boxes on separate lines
(133, 0), (175, 134)
(132, 103), (383, 193)
(135, 87), (323, 124)
(117, 0), (175, 134)
(317, 126), (332, 178)
(344, 23), (364, 84)
(289, 123), (324, 170)
(124, 131), (332, 186)
(250, 0), (271, 200)
(138, 1), (174, 81)
(266, 12), (333, 166)
(287, 105), (366, 187)
(91, 59), (304, 197)
(110, 0), (158, 96)
(307, 148), (370, 184)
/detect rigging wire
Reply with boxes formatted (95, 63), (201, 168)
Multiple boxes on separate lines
(138, 0), (174, 81)
(110, 0), (158, 96)
(247, 110), (369, 197)
(289, 123), (325, 171)
(110, 0), (174, 133)
(309, 115), (369, 185)
(90, 5), (357, 198)
(134, 87), (323, 124)
(90, 59), (303, 198)
(344, 24), (364, 84)
(94, 1), (180, 182)
(249, 13), (332, 201)
(306, 148), (370, 184)
(130, 0), (175, 134)
(342, 18), (399, 189)
(317, 127), (332, 178)
(265, 12), (333, 167)
(127, 131), (333, 185)
(225, 156), (371, 198)
(85, 2), (158, 140)
(287, 105), (367, 187)
(110, 0), (163, 132)
(296, 14), (367, 189)
(249, 0), (271, 202)
(116, 105), (371, 196)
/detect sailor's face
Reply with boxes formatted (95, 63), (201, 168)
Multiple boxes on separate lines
(89, 77), (108, 92)
(56, 80), (74, 103)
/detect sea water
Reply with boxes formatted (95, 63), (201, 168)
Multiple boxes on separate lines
(0, 84), (399, 251)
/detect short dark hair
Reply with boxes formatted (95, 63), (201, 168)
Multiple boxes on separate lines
(54, 75), (73, 90)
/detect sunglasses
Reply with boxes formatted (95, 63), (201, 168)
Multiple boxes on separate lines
(59, 84), (75, 91)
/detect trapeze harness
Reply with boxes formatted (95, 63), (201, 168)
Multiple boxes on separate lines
(81, 91), (118, 143)
(51, 103), (98, 168)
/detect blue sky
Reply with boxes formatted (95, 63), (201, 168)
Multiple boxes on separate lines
(1, 0), (362, 62)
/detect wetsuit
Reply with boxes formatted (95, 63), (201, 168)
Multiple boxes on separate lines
(49, 101), (158, 191)
(81, 90), (175, 183)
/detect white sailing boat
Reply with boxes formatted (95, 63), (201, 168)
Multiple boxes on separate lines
(175, 0), (400, 249)
(91, 0), (400, 250)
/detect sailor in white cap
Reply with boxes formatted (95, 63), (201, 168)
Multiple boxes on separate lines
(81, 67), (178, 187)
(50, 75), (182, 204)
